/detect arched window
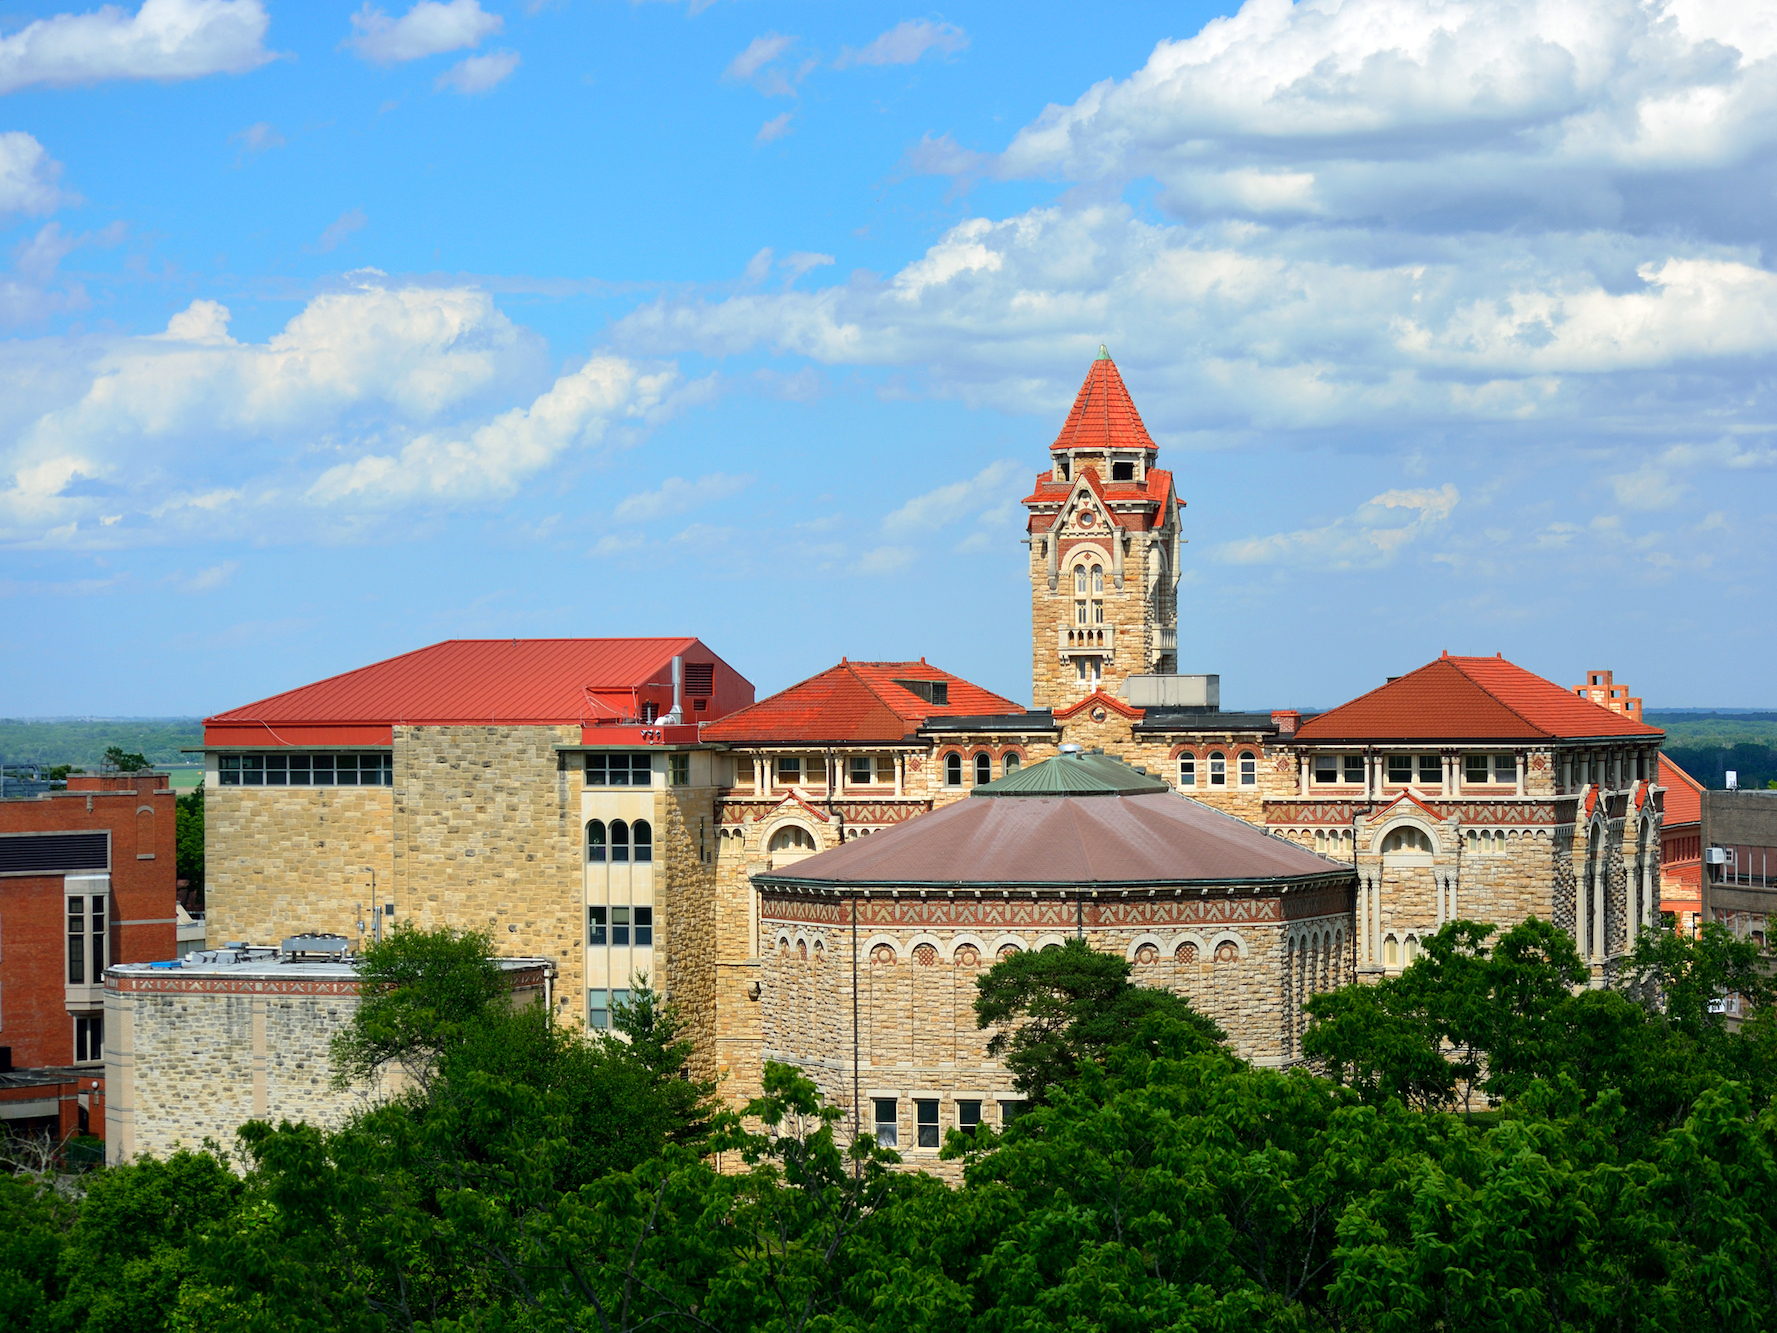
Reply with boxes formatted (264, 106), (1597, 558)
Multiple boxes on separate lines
(1003, 753), (1021, 776)
(1074, 565), (1087, 595)
(610, 819), (630, 863)
(1404, 935), (1420, 964)
(769, 826), (816, 853)
(1209, 752), (1226, 786)
(974, 752), (991, 786)
(945, 753), (963, 786)
(1178, 753), (1196, 787)
(1381, 826), (1433, 855)
(1239, 751), (1256, 785)
(633, 819), (652, 864)
(1091, 565), (1104, 595)
(1384, 934), (1400, 966)
(586, 820), (606, 863)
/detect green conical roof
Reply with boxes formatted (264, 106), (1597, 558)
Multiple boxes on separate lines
(972, 748), (1170, 797)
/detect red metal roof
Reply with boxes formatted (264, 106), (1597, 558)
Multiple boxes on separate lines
(699, 660), (1022, 745)
(1294, 653), (1667, 744)
(1659, 754), (1704, 827)
(204, 638), (751, 747)
(759, 791), (1347, 887)
(1051, 351), (1157, 454)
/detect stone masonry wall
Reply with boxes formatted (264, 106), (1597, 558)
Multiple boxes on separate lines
(661, 786), (719, 1082)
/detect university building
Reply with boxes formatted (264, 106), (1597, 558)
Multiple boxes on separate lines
(178, 349), (1677, 1150)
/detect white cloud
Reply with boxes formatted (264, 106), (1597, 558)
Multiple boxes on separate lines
(756, 112), (793, 143)
(0, 0), (272, 94)
(1216, 485), (1460, 569)
(231, 121), (284, 154)
(180, 559), (238, 591)
(345, 0), (500, 65)
(313, 208), (367, 253)
(851, 545), (916, 575)
(436, 50), (519, 93)
(835, 19), (966, 69)
(724, 33), (794, 81)
(613, 472), (751, 522)
(881, 460), (1023, 537)
(0, 133), (72, 216)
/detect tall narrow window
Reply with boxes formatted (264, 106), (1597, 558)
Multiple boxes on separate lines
(916, 1099), (940, 1148)
(776, 756), (801, 785)
(1465, 754), (1489, 783)
(586, 821), (606, 863)
(612, 906), (631, 945)
(75, 1013), (103, 1063)
(1387, 754), (1413, 784)
(1344, 754), (1364, 784)
(873, 1098), (898, 1147)
(974, 753), (991, 786)
(1494, 754), (1515, 784)
(1075, 599), (1088, 626)
(945, 753), (964, 786)
(1179, 754), (1196, 787)
(1003, 753), (1021, 776)
(850, 755), (873, 785)
(634, 906), (654, 946)
(1209, 752), (1226, 786)
(669, 753), (689, 786)
(957, 1099), (982, 1131)
(1091, 565), (1104, 594)
(588, 905), (607, 946)
(1074, 565), (1087, 595)
(610, 820), (630, 863)
(1239, 752), (1257, 786)
(589, 990), (609, 1029)
(89, 895), (105, 976)
(1418, 754), (1440, 784)
(632, 820), (653, 864)
(67, 897), (85, 985)
(1314, 755), (1338, 784)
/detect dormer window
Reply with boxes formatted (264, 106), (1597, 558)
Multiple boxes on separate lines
(1057, 457), (1070, 480)
(1111, 460), (1134, 482)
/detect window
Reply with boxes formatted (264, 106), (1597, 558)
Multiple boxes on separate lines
(75, 1013), (103, 1063)
(1385, 936), (1400, 966)
(1239, 752), (1256, 786)
(873, 1098), (898, 1147)
(945, 753), (964, 786)
(633, 820), (652, 864)
(611, 989), (630, 1015)
(669, 753), (690, 787)
(1404, 935), (1420, 964)
(1494, 754), (1515, 783)
(1058, 457), (1070, 480)
(916, 1099), (939, 1148)
(769, 826), (816, 853)
(586, 821), (606, 863)
(1076, 599), (1089, 626)
(1381, 827), (1433, 855)
(1344, 755), (1364, 783)
(1465, 753), (1489, 783)
(68, 896), (84, 985)
(1074, 565), (1087, 595)
(850, 755), (874, 785)
(958, 1099), (982, 1131)
(1418, 754), (1440, 784)
(589, 990), (609, 1029)
(1075, 657), (1102, 683)
(876, 755), (896, 783)
(1091, 565), (1104, 595)
(610, 820), (630, 863)
(219, 752), (392, 786)
(1209, 752), (1226, 786)
(612, 906), (631, 945)
(776, 755), (801, 785)
(1179, 754), (1196, 787)
(634, 906), (654, 946)
(1111, 460), (1134, 481)
(1003, 753), (1020, 777)
(587, 753), (653, 787)
(1386, 754), (1413, 785)
(999, 1100), (1027, 1125)
(974, 753), (992, 786)
(589, 905), (607, 946)
(1313, 755), (1338, 784)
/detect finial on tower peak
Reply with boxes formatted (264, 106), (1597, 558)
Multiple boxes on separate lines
(1097, 343), (1110, 360)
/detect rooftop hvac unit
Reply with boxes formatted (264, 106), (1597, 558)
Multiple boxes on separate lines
(1705, 847), (1731, 865)
(281, 933), (351, 961)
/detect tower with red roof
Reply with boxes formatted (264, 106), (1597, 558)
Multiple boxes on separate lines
(1023, 347), (1183, 709)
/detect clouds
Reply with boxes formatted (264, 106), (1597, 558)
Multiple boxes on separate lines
(0, 0), (272, 94)
(313, 208), (368, 253)
(1215, 485), (1460, 570)
(0, 134), (73, 217)
(345, 0), (500, 64)
(436, 49), (519, 93)
(835, 20), (966, 69)
(613, 472), (751, 522)
(756, 112), (793, 144)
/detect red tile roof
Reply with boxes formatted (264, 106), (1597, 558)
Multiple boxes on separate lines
(1659, 754), (1704, 827)
(1294, 653), (1667, 744)
(1051, 351), (1157, 454)
(699, 660), (1022, 745)
(205, 638), (751, 747)
(757, 790), (1348, 887)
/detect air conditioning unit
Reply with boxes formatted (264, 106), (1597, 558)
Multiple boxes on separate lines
(1704, 847), (1730, 865)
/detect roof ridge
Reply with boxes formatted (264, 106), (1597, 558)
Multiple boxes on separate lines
(206, 638), (459, 723)
(1442, 657), (1553, 739)
(847, 662), (925, 719)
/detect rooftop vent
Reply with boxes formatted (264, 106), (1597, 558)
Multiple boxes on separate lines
(893, 678), (949, 706)
(281, 933), (351, 962)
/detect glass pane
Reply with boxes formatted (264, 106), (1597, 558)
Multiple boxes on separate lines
(1004, 754), (1020, 775)
(587, 755), (608, 785)
(242, 755), (263, 786)
(220, 754), (240, 784)
(876, 756), (895, 782)
(1419, 755), (1440, 783)
(1466, 755), (1488, 782)
(587, 821), (606, 862)
(873, 1098), (897, 1147)
(631, 754), (652, 782)
(670, 754), (689, 786)
(1344, 756), (1364, 783)
(312, 755), (334, 785)
(1495, 755), (1515, 782)
(1387, 756), (1412, 783)
(588, 990), (608, 1028)
(265, 754), (287, 785)
(1314, 757), (1337, 782)
(68, 934), (84, 985)
(916, 1101), (939, 1147)
(612, 905), (629, 945)
(635, 906), (653, 946)
(633, 820), (652, 863)
(958, 1100), (981, 1128)
(289, 755), (311, 784)
(588, 906), (607, 946)
(611, 821), (628, 863)
(336, 755), (358, 786)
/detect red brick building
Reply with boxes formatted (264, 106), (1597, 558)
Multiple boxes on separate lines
(0, 771), (178, 1140)
(1659, 754), (1704, 934)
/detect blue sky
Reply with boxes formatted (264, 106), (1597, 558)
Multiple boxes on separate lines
(2, 0), (1775, 717)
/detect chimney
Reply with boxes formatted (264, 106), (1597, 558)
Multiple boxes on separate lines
(662, 656), (684, 726)
(1271, 710), (1299, 735)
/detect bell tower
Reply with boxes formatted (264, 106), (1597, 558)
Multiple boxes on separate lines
(1023, 346), (1182, 711)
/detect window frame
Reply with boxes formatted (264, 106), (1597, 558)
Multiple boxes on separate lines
(915, 1098), (940, 1149)
(632, 819), (653, 864)
(974, 752), (991, 787)
(589, 906), (608, 946)
(944, 753), (964, 787)
(849, 755), (874, 786)
(1178, 753), (1196, 787)
(873, 1097), (898, 1148)
(1386, 754), (1413, 785)
(1238, 751), (1256, 786)
(587, 820), (606, 863)
(1003, 753), (1021, 777)
(957, 1099), (982, 1130)
(634, 905), (654, 947)
(610, 820), (630, 863)
(1208, 752), (1226, 786)
(1313, 754), (1339, 785)
(669, 753), (690, 787)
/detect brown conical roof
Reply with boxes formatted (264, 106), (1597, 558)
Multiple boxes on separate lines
(1051, 347), (1156, 454)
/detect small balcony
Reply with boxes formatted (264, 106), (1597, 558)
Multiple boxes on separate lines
(1156, 625), (1177, 652)
(1059, 626), (1114, 655)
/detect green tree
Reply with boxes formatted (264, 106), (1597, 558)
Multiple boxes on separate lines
(973, 937), (1225, 1102)
(175, 786), (204, 901)
(0, 1174), (67, 1333)
(101, 747), (150, 773)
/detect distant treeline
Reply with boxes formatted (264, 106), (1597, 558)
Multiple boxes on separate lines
(0, 719), (204, 770)
(1664, 744), (1777, 792)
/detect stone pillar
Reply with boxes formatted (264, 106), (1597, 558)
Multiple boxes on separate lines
(1593, 852), (1607, 962)
(894, 755), (904, 799)
(1515, 752), (1525, 798)
(1299, 753), (1310, 798)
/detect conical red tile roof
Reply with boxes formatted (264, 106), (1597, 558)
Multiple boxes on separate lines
(1051, 348), (1156, 454)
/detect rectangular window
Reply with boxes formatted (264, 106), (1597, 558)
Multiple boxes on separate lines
(1239, 753), (1257, 786)
(850, 756), (873, 785)
(1465, 754), (1489, 783)
(241, 754), (264, 786)
(589, 990), (608, 1029)
(265, 754), (287, 786)
(1075, 600), (1088, 626)
(873, 1098), (898, 1148)
(634, 906), (654, 947)
(612, 906), (631, 946)
(219, 754), (240, 784)
(610, 989), (630, 1016)
(876, 756), (896, 783)
(75, 1013), (103, 1063)
(311, 754), (335, 785)
(67, 897), (85, 985)
(1313, 755), (1339, 784)
(916, 1099), (939, 1148)
(1344, 755), (1364, 784)
(1387, 754), (1413, 785)
(957, 1099), (982, 1130)
(288, 754), (311, 784)
(669, 753), (690, 787)
(588, 905), (607, 946)
(587, 753), (652, 787)
(777, 756), (801, 784)
(90, 895), (105, 976)
(1178, 755), (1196, 787)
(1208, 754), (1226, 786)
(806, 756), (826, 785)
(336, 754), (361, 786)
(1495, 754), (1515, 784)
(1419, 754), (1440, 784)
(999, 1100), (1026, 1126)
(1091, 600), (1104, 625)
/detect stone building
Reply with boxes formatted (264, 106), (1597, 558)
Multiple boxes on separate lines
(750, 748), (1354, 1163)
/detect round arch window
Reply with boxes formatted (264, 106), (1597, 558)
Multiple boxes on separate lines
(1003, 752), (1021, 777)
(945, 753), (964, 786)
(769, 826), (816, 854)
(586, 820), (606, 863)
(974, 752), (991, 786)
(1381, 826), (1434, 855)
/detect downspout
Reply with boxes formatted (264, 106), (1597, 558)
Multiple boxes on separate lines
(851, 888), (861, 1176)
